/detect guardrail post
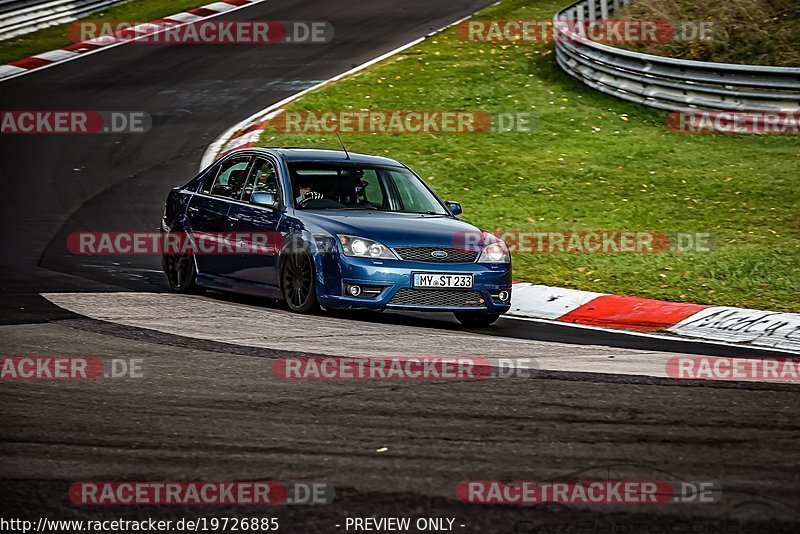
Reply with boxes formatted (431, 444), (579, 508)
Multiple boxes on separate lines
(600, 0), (609, 20)
(588, 0), (596, 21)
(576, 4), (585, 22)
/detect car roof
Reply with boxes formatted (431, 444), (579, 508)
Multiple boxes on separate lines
(249, 147), (406, 168)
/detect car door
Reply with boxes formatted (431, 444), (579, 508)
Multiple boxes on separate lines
(225, 156), (284, 287)
(186, 154), (253, 276)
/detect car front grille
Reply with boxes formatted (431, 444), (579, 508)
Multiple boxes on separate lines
(388, 289), (485, 308)
(394, 246), (478, 263)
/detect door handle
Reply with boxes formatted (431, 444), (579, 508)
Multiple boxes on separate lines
(188, 206), (199, 212)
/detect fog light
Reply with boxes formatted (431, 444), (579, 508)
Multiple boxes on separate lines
(348, 285), (362, 297)
(498, 290), (510, 302)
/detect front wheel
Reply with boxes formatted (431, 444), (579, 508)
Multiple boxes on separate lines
(281, 251), (319, 313)
(454, 312), (500, 328)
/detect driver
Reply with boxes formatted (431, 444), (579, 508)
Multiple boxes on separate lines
(296, 180), (323, 204)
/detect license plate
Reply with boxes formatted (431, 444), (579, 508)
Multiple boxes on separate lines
(413, 273), (473, 288)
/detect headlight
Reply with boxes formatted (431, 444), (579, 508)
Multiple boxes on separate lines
(477, 234), (510, 263)
(338, 235), (398, 260)
(314, 233), (337, 253)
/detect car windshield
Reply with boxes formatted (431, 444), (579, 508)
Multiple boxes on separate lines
(288, 162), (448, 214)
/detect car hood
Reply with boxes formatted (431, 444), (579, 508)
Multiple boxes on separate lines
(295, 210), (487, 248)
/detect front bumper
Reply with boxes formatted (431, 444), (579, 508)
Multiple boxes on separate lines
(316, 254), (512, 313)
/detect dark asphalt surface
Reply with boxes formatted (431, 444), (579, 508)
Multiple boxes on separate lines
(0, 0), (798, 530)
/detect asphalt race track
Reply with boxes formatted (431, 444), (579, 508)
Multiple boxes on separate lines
(0, 0), (798, 531)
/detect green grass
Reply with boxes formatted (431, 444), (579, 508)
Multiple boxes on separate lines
(0, 0), (211, 64)
(254, 0), (800, 312)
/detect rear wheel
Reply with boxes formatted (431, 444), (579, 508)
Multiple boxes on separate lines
(281, 251), (318, 313)
(163, 251), (201, 293)
(454, 312), (500, 327)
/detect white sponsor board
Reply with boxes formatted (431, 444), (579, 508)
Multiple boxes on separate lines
(669, 307), (800, 353)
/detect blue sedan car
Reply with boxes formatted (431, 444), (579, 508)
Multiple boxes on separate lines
(161, 148), (511, 326)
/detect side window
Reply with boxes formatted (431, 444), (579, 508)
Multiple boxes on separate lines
(192, 165), (217, 192)
(360, 170), (384, 206)
(202, 157), (251, 198)
(200, 163), (221, 194)
(241, 158), (279, 201)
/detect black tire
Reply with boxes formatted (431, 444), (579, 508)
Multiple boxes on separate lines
(163, 251), (202, 293)
(454, 312), (500, 327)
(281, 250), (319, 313)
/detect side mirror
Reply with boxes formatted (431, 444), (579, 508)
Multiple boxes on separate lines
(250, 192), (279, 210)
(446, 201), (462, 216)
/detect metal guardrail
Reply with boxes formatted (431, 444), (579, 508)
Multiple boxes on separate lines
(554, 0), (800, 111)
(0, 0), (128, 40)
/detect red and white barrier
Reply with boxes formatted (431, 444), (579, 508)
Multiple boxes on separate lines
(509, 282), (800, 353)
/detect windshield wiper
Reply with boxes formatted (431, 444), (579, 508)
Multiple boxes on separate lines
(395, 210), (446, 216)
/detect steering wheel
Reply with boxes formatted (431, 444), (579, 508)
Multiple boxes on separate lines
(298, 191), (323, 207)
